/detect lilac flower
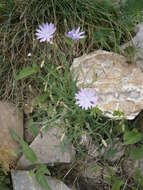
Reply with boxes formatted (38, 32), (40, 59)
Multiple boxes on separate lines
(35, 22), (56, 43)
(66, 27), (85, 41)
(75, 88), (98, 110)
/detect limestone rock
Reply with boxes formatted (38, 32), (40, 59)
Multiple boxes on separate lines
(71, 50), (143, 119)
(18, 126), (75, 168)
(0, 102), (23, 170)
(11, 170), (72, 190)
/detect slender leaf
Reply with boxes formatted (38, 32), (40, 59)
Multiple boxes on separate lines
(20, 139), (37, 164)
(9, 128), (20, 142)
(35, 167), (51, 190)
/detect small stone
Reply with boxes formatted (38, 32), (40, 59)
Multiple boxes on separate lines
(0, 102), (23, 171)
(17, 126), (75, 168)
(11, 170), (72, 190)
(71, 50), (143, 120)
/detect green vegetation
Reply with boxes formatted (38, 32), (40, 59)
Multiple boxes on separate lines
(0, 0), (142, 102)
(1, 0), (143, 189)
(0, 167), (12, 190)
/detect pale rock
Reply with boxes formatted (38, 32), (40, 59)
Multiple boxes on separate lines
(71, 50), (143, 120)
(0, 102), (23, 170)
(11, 170), (72, 190)
(18, 126), (75, 168)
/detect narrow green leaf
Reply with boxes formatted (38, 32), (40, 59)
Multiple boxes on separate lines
(38, 164), (51, 176)
(15, 65), (39, 81)
(20, 139), (37, 164)
(35, 168), (51, 190)
(9, 128), (20, 142)
(123, 130), (143, 145)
